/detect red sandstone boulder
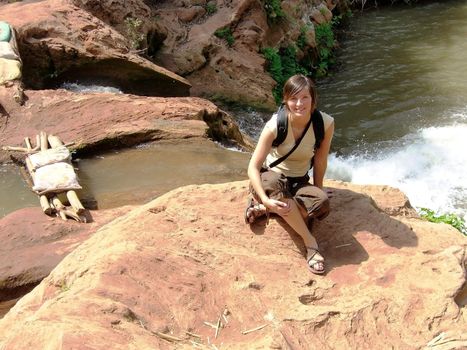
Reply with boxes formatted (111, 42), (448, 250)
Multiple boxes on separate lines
(0, 205), (133, 317)
(0, 89), (250, 163)
(0, 0), (190, 96)
(0, 180), (465, 349)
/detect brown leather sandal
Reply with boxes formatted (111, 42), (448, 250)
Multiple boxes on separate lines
(306, 247), (325, 275)
(244, 197), (267, 225)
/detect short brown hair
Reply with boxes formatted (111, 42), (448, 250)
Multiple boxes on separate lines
(282, 74), (318, 110)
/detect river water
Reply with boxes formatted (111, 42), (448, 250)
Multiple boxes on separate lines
(317, 0), (467, 220)
(1, 0), (466, 222)
(0, 140), (249, 217)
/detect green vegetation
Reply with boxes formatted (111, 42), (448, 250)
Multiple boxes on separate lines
(262, 11), (353, 103)
(263, 0), (285, 23)
(214, 27), (234, 47)
(206, 3), (217, 15)
(124, 17), (145, 50)
(419, 208), (467, 236)
(314, 20), (336, 77)
(297, 25), (310, 50)
(262, 45), (309, 104)
(262, 47), (285, 104)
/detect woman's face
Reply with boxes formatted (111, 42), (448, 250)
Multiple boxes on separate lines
(286, 87), (313, 120)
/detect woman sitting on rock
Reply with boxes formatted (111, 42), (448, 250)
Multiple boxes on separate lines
(245, 74), (334, 275)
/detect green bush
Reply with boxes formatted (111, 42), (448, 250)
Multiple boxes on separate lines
(262, 45), (310, 104)
(206, 3), (217, 15)
(281, 46), (308, 78)
(262, 47), (282, 82)
(314, 21), (335, 77)
(297, 25), (310, 50)
(263, 0), (285, 24)
(214, 27), (234, 47)
(262, 12), (351, 102)
(419, 208), (467, 236)
(262, 47), (283, 103)
(319, 6), (328, 16)
(313, 13), (352, 77)
(124, 17), (145, 50)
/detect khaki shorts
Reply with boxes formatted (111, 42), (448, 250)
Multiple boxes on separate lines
(249, 170), (330, 221)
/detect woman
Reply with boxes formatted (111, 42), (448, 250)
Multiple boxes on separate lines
(246, 74), (334, 275)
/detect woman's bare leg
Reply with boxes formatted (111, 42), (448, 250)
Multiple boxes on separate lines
(276, 198), (324, 273)
(279, 199), (319, 250)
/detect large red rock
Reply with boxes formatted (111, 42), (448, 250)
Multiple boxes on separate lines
(0, 0), (190, 96)
(0, 89), (250, 163)
(0, 0), (339, 109)
(0, 180), (465, 349)
(0, 205), (133, 317)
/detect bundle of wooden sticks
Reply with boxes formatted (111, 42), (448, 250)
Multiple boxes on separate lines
(3, 131), (87, 222)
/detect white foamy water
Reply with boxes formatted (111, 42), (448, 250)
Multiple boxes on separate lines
(327, 121), (467, 221)
(61, 83), (123, 94)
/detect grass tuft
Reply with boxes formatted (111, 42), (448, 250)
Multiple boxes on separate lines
(418, 207), (467, 236)
(214, 27), (235, 47)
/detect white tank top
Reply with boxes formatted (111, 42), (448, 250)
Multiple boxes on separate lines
(264, 111), (334, 177)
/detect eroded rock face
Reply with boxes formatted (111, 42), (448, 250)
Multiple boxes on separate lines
(149, 0), (337, 110)
(0, 0), (338, 109)
(0, 0), (190, 96)
(0, 180), (465, 349)
(0, 89), (250, 163)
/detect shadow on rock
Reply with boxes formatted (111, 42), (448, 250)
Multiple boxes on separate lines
(266, 185), (419, 274)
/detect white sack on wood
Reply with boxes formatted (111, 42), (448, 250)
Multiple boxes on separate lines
(0, 58), (21, 85)
(0, 42), (18, 60)
(28, 146), (71, 170)
(32, 162), (82, 193)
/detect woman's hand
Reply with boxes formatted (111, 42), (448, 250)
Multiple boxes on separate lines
(263, 198), (292, 216)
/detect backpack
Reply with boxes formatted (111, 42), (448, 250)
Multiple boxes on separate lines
(272, 104), (325, 151)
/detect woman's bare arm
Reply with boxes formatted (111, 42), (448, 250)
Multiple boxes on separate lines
(247, 127), (291, 215)
(248, 127), (275, 203)
(313, 121), (334, 189)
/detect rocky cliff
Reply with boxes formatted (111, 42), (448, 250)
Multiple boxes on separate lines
(149, 0), (339, 109)
(0, 0), (190, 96)
(0, 0), (341, 110)
(0, 180), (465, 349)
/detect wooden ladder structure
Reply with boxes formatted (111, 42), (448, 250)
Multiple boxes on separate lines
(3, 131), (87, 222)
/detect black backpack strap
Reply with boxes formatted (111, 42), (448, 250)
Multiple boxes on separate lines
(311, 109), (325, 151)
(309, 109), (325, 169)
(268, 115), (313, 169)
(273, 107), (324, 150)
(272, 104), (287, 148)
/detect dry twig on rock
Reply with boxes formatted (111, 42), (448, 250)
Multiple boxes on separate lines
(153, 331), (183, 342)
(241, 324), (268, 335)
(186, 331), (201, 338)
(215, 316), (222, 339)
(203, 321), (217, 329)
(335, 243), (352, 248)
(1, 145), (39, 153)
